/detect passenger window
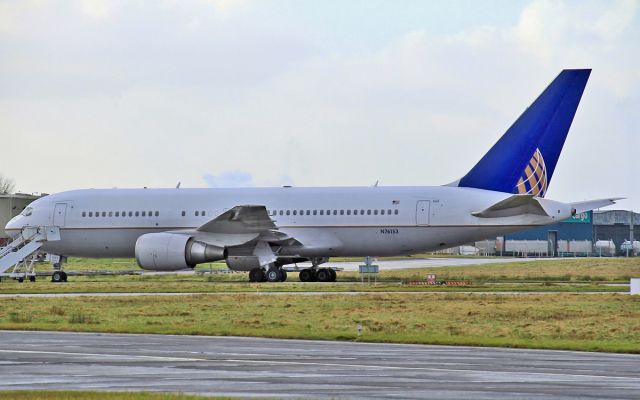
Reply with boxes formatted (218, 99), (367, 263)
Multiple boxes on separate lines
(320, 210), (324, 215)
(394, 210), (399, 215)
(367, 210), (371, 215)
(195, 211), (199, 216)
(381, 210), (385, 215)
(108, 212), (113, 217)
(128, 212), (133, 217)
(202, 211), (206, 216)
(88, 212), (92, 217)
(388, 209), (392, 215)
(82, 212), (86, 217)
(347, 210), (351, 215)
(142, 211), (146, 217)
(333, 210), (337, 215)
(306, 210), (310, 215)
(313, 210), (317, 215)
(155, 211), (159, 217)
(279, 210), (284, 216)
(101, 212), (106, 217)
(135, 211), (139, 217)
(286, 210), (290, 216)
(360, 210), (365, 215)
(181, 211), (186, 216)
(353, 210), (357, 215)
(95, 212), (99, 217)
(374, 210), (378, 215)
(115, 212), (119, 217)
(293, 210), (297, 216)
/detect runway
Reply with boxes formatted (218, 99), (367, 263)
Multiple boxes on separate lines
(1, 331), (638, 399)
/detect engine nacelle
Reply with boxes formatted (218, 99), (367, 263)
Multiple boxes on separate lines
(135, 233), (226, 271)
(225, 256), (261, 271)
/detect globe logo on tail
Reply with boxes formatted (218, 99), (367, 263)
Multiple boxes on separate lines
(514, 148), (548, 197)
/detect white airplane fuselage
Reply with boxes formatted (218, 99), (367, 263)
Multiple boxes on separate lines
(5, 185), (572, 264)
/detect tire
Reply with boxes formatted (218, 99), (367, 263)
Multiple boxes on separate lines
(299, 269), (312, 282)
(317, 268), (331, 282)
(280, 270), (288, 282)
(28, 276), (36, 282)
(266, 268), (282, 283)
(51, 271), (64, 283)
(328, 268), (337, 282)
(61, 271), (68, 282)
(17, 277), (24, 283)
(249, 268), (264, 283)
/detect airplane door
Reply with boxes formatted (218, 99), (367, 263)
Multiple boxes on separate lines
(53, 203), (67, 227)
(416, 200), (431, 225)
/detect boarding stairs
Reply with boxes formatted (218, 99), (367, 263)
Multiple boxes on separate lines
(0, 226), (60, 280)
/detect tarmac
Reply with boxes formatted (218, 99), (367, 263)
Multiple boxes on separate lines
(301, 256), (545, 271)
(1, 330), (638, 399)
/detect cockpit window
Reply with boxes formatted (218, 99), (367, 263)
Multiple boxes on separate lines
(20, 207), (33, 217)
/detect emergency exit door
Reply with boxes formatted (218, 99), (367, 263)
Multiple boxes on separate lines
(416, 200), (431, 225)
(53, 203), (67, 227)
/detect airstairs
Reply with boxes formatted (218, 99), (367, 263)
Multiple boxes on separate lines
(0, 226), (60, 281)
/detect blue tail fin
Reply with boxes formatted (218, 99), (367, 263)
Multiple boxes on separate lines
(457, 69), (591, 197)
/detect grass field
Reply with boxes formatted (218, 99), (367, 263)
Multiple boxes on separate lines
(1, 292), (639, 353)
(0, 391), (222, 400)
(38, 256), (640, 281)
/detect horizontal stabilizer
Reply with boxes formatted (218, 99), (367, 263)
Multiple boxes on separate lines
(570, 198), (622, 214)
(472, 194), (549, 218)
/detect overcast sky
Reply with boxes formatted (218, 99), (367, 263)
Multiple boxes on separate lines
(1, 0), (638, 210)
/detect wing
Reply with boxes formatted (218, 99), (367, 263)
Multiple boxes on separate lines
(197, 205), (276, 233)
(172, 205), (306, 267)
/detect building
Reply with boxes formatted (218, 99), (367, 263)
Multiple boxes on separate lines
(593, 210), (638, 252)
(493, 210), (637, 256)
(0, 193), (41, 244)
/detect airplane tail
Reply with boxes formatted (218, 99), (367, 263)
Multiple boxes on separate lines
(456, 69), (591, 197)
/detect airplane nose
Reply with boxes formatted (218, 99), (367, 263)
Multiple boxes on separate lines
(4, 216), (21, 239)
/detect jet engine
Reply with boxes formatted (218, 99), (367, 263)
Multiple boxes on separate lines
(135, 233), (226, 271)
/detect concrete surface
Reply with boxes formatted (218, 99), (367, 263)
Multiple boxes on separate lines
(0, 331), (638, 399)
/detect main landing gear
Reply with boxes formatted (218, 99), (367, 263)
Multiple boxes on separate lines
(299, 268), (336, 283)
(248, 267), (288, 283)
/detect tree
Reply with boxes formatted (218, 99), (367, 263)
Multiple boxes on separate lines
(0, 174), (16, 194)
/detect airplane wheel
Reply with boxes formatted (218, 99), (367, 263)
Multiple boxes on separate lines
(29, 276), (36, 282)
(328, 269), (337, 282)
(299, 269), (312, 282)
(280, 270), (287, 282)
(17, 277), (24, 283)
(51, 271), (64, 283)
(249, 268), (264, 283)
(61, 271), (68, 282)
(266, 268), (282, 283)
(317, 268), (331, 282)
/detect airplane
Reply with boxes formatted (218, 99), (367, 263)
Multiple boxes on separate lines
(4, 69), (618, 283)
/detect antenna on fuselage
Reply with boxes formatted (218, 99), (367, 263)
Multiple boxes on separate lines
(176, 181), (181, 189)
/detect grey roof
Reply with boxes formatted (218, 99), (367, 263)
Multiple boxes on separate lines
(593, 210), (640, 225)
